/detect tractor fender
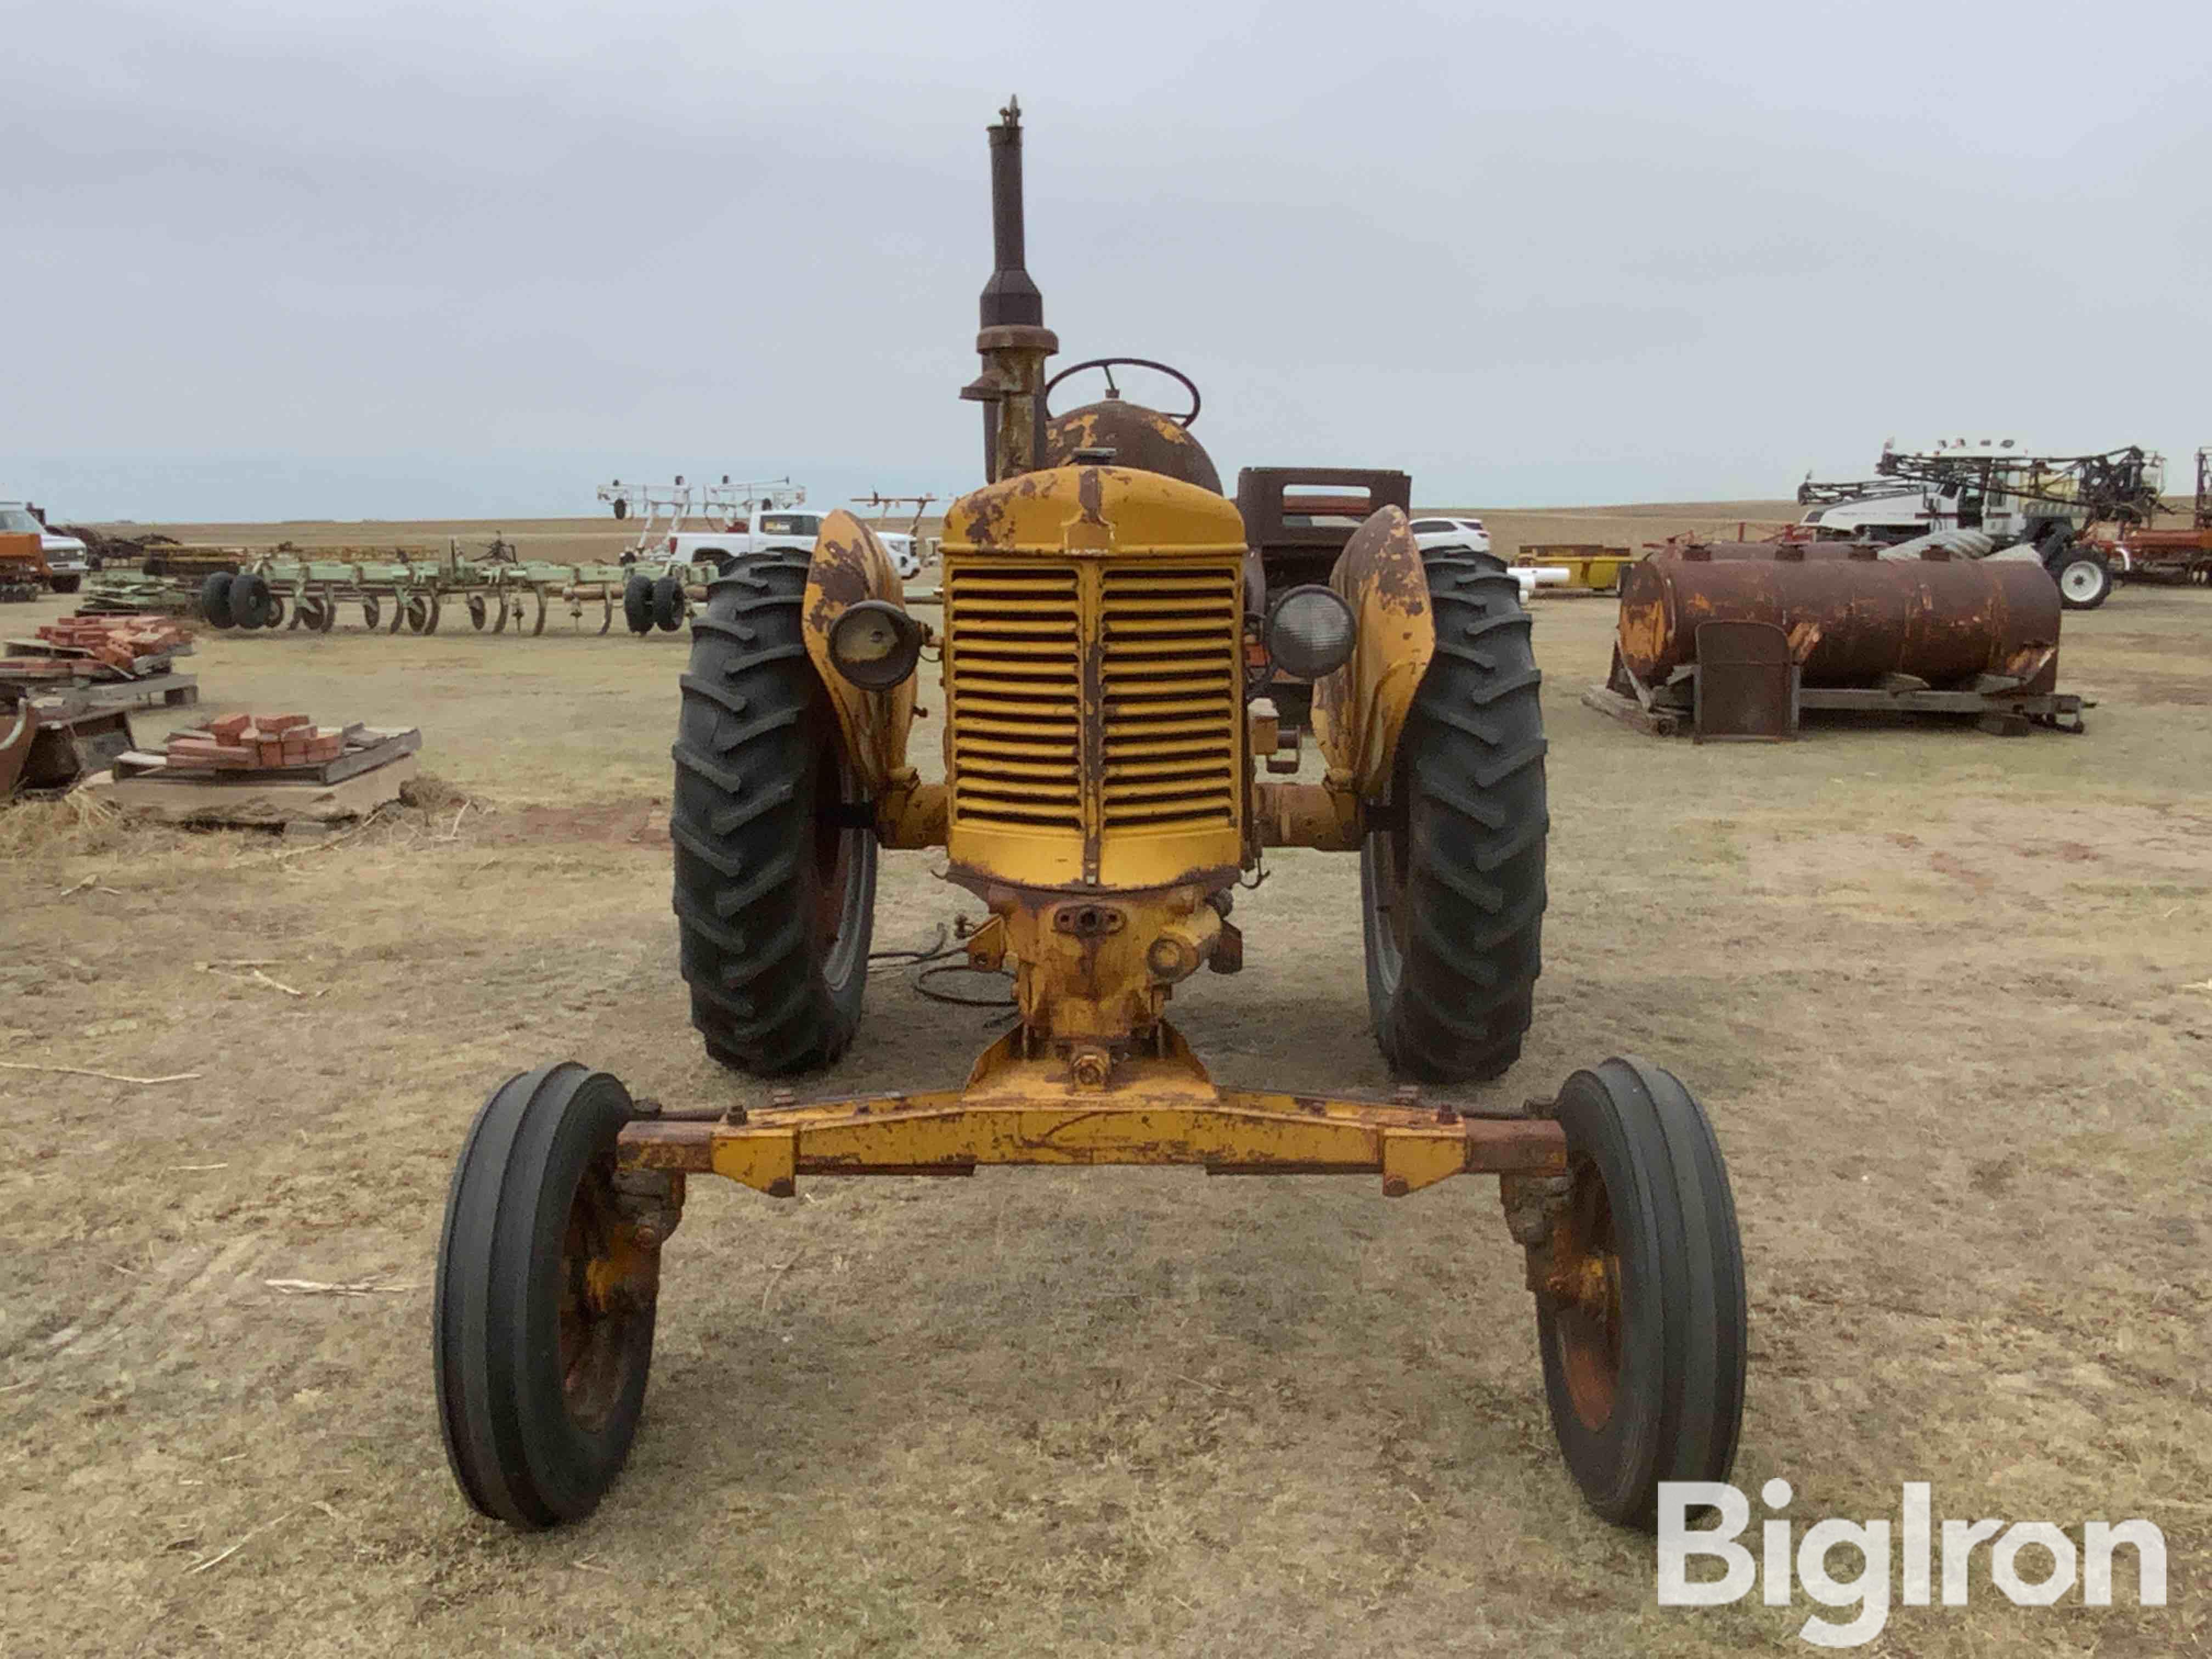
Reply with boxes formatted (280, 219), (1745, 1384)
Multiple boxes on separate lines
(802, 511), (940, 844)
(1312, 505), (1435, 800)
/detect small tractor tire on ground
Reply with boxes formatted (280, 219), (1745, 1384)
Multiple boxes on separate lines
(2046, 534), (2112, 611)
(199, 572), (236, 629)
(651, 576), (686, 632)
(434, 1062), (657, 1528)
(1359, 549), (1547, 1082)
(229, 572), (274, 630)
(262, 594), (286, 629)
(622, 575), (654, 635)
(361, 597), (381, 630)
(468, 594), (489, 630)
(1535, 1057), (1747, 1528)
(670, 550), (878, 1075)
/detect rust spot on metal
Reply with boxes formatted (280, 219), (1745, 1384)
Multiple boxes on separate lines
(1076, 465), (1107, 527)
(804, 525), (877, 635)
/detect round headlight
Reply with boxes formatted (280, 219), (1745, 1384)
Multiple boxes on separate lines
(827, 600), (923, 691)
(1265, 585), (1356, 680)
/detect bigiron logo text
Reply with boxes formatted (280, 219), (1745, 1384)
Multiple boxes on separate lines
(1658, 1480), (2169, 1648)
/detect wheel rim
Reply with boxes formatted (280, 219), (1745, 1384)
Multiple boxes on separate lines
(2059, 561), (2102, 601)
(811, 749), (868, 986)
(556, 1159), (652, 1434)
(1362, 755), (1413, 997)
(1548, 1157), (1624, 1432)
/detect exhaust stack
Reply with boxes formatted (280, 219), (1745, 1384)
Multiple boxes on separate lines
(960, 96), (1059, 482)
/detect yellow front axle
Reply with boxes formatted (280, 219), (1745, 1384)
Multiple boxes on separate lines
(619, 1025), (1564, 1200)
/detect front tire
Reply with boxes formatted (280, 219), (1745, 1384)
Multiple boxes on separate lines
(1360, 550), (1547, 1082)
(1535, 1057), (1747, 1528)
(49, 575), (81, 595)
(671, 551), (877, 1074)
(434, 1063), (658, 1529)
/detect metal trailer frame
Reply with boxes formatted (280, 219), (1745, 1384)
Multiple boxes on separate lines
(1584, 635), (2089, 739)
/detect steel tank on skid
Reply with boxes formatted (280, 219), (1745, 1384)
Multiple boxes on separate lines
(1618, 551), (2064, 690)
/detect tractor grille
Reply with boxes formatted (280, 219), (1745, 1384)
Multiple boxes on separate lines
(1098, 565), (1239, 832)
(944, 558), (1245, 872)
(944, 563), (1083, 832)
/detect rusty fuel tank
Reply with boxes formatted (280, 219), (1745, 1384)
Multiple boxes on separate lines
(1044, 396), (1222, 493)
(1617, 555), (2063, 691)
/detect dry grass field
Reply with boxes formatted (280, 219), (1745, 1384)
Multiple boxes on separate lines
(1, 506), (2206, 1657)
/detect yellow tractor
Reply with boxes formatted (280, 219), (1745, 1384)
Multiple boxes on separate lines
(435, 100), (1746, 1534)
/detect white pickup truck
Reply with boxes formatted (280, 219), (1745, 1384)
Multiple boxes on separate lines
(0, 503), (89, 592)
(657, 510), (923, 579)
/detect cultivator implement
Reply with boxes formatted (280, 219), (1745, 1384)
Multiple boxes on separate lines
(434, 99), (1748, 1541)
(94, 550), (730, 638)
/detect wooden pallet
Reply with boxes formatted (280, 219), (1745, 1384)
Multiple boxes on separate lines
(111, 726), (421, 785)
(93, 754), (418, 826)
(41, 673), (200, 714)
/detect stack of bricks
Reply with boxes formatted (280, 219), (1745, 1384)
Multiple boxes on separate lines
(31, 614), (193, 676)
(164, 713), (348, 772)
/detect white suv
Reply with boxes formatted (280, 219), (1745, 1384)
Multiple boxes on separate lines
(1409, 515), (1492, 555)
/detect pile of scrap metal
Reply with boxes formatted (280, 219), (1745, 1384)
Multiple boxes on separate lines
(2082, 445), (2212, 588)
(0, 689), (137, 800)
(1581, 540), (2085, 741)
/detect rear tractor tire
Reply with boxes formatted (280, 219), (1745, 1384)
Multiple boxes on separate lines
(1359, 548), (1547, 1082)
(435, 1063), (658, 1528)
(671, 550), (877, 1074)
(1532, 1057), (1747, 1528)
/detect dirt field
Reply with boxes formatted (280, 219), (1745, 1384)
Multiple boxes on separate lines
(2, 510), (2206, 1657)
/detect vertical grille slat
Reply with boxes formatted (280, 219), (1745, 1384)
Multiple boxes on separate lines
(1098, 566), (1239, 834)
(945, 565), (1083, 832)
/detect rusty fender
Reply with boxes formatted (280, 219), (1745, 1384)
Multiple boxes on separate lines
(801, 510), (944, 846)
(1311, 505), (1435, 802)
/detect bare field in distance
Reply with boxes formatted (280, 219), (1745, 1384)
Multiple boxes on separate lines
(1, 505), (2206, 1656)
(116, 496), (1819, 565)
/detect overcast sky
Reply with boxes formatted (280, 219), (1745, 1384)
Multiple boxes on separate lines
(9, 0), (2210, 522)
